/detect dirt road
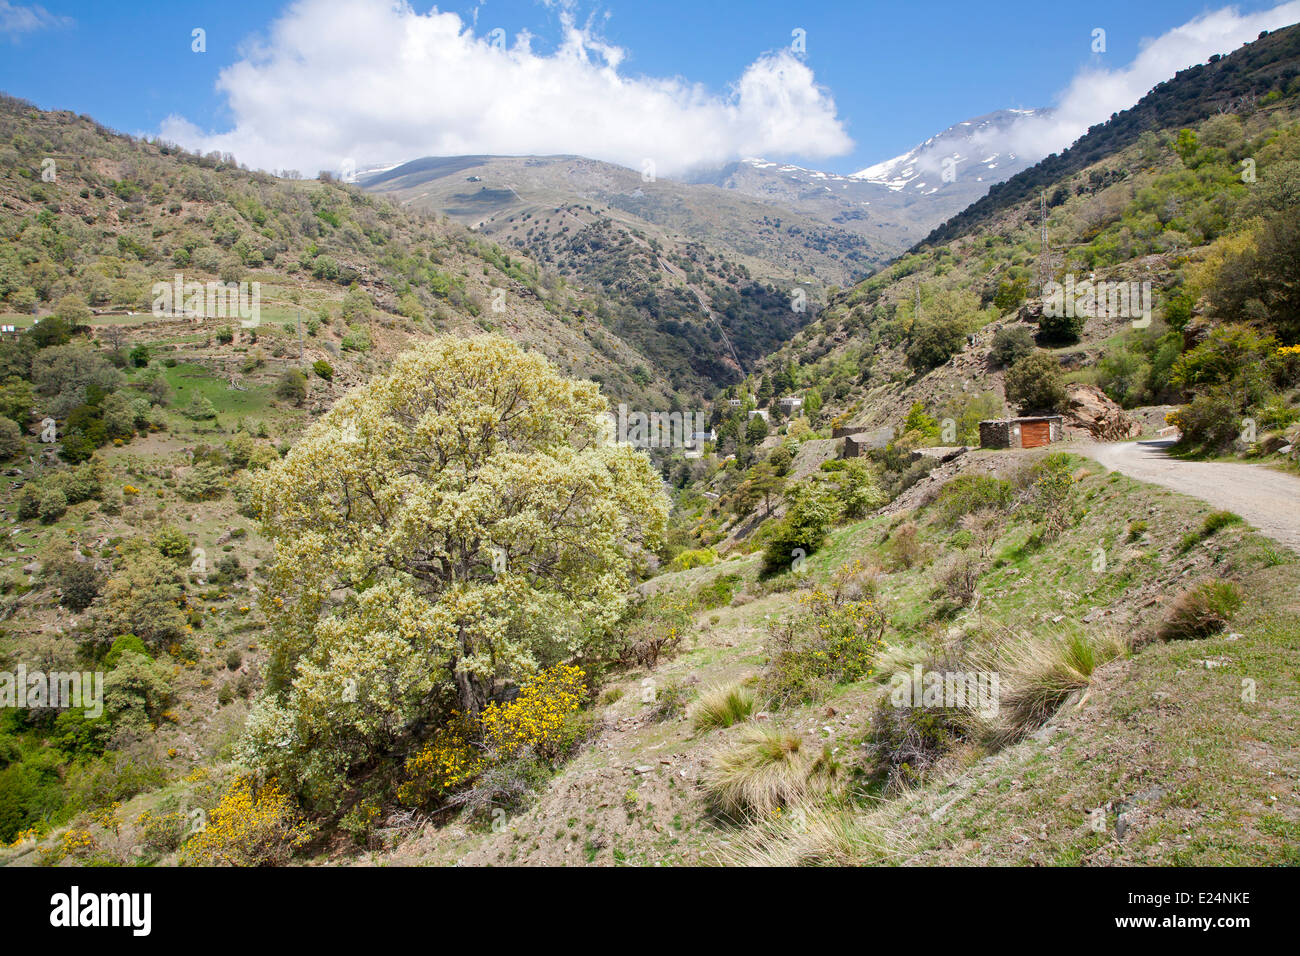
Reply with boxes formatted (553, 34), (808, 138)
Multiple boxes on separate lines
(1081, 439), (1300, 554)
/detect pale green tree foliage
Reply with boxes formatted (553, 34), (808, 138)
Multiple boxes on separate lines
(242, 336), (667, 802)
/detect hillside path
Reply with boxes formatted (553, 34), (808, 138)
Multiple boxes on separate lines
(1081, 438), (1300, 554)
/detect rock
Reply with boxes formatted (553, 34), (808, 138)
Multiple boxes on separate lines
(22, 561), (40, 574)
(1063, 383), (1142, 441)
(633, 765), (653, 775)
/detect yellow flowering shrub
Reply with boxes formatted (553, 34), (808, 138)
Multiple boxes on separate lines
(38, 827), (96, 865)
(397, 712), (487, 807)
(180, 776), (316, 866)
(480, 664), (588, 760)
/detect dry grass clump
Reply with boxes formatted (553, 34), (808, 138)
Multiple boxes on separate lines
(1158, 578), (1244, 640)
(992, 630), (1127, 744)
(721, 806), (903, 867)
(701, 725), (812, 818)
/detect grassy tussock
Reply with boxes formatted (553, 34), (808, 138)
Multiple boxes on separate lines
(701, 725), (812, 818)
(721, 805), (903, 867)
(992, 630), (1127, 744)
(689, 682), (754, 732)
(1159, 578), (1244, 640)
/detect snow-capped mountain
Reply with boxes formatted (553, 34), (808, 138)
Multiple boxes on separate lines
(849, 108), (1044, 194)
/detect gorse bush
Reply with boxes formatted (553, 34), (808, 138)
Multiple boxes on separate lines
(180, 776), (316, 866)
(481, 665), (588, 761)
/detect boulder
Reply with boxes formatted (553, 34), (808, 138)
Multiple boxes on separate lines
(1063, 384), (1142, 441)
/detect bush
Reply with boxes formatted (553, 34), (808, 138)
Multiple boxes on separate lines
(0, 416), (23, 459)
(1038, 305), (1086, 344)
(1004, 352), (1065, 413)
(37, 487), (67, 523)
(886, 521), (924, 570)
(936, 552), (983, 608)
(1159, 579), (1243, 640)
(690, 683), (754, 732)
(907, 315), (968, 370)
(761, 482), (840, 575)
(312, 359), (333, 381)
(994, 632), (1123, 744)
(275, 369), (307, 406)
(178, 462), (226, 501)
(182, 394), (218, 420)
(761, 584), (886, 707)
(1168, 389), (1242, 454)
(1021, 453), (1076, 542)
(868, 684), (973, 791)
(479, 664), (588, 761)
(989, 325), (1035, 367)
(47, 555), (101, 611)
(1202, 510), (1244, 536)
(179, 776), (316, 866)
(932, 475), (1012, 527)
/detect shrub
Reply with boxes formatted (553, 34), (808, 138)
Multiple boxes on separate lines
(275, 369), (307, 406)
(886, 521), (924, 570)
(1159, 579), (1243, 640)
(690, 683), (755, 732)
(0, 417), (23, 459)
(179, 777), (316, 866)
(178, 462), (226, 502)
(1168, 389), (1242, 454)
(868, 687), (973, 791)
(47, 555), (101, 611)
(37, 487), (67, 523)
(480, 664), (588, 761)
(701, 725), (813, 818)
(397, 714), (487, 807)
(906, 315), (968, 370)
(989, 325), (1035, 367)
(312, 359), (334, 381)
(1004, 352), (1065, 413)
(181, 394), (218, 420)
(936, 552), (983, 608)
(1021, 453), (1076, 542)
(649, 679), (692, 722)
(932, 475), (1013, 528)
(761, 585), (886, 707)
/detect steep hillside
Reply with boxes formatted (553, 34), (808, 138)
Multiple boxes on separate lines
(924, 23), (1300, 246)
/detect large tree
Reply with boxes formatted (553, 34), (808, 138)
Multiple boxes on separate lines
(242, 336), (667, 801)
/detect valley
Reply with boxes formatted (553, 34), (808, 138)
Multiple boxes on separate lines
(0, 12), (1297, 877)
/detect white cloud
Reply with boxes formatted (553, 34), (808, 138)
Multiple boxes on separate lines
(159, 0), (852, 177)
(0, 0), (72, 36)
(995, 1), (1300, 161)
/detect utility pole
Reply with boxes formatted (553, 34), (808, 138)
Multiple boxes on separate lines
(1038, 189), (1049, 293)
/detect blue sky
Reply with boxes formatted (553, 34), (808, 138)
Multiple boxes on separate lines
(1, 0), (1297, 175)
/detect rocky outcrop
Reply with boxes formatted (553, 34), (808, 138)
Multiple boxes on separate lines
(1063, 383), (1142, 441)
